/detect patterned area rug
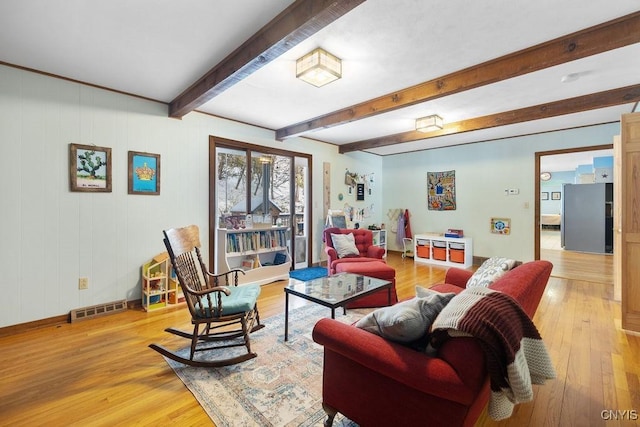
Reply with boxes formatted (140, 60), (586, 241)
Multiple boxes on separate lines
(165, 304), (367, 426)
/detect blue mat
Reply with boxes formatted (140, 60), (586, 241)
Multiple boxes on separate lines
(289, 266), (328, 281)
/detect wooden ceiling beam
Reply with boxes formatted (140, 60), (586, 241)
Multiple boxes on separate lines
(276, 11), (640, 140)
(339, 84), (640, 153)
(169, 0), (366, 119)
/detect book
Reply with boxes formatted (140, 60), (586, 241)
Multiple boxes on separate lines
(242, 257), (254, 270)
(445, 229), (464, 238)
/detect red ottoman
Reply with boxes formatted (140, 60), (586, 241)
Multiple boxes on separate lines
(335, 261), (398, 308)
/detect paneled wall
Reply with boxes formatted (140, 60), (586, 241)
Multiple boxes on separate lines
(0, 65), (382, 327)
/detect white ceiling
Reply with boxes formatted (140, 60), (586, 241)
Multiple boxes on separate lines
(1, 0), (638, 156)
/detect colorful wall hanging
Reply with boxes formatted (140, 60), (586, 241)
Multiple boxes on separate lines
(427, 170), (456, 210)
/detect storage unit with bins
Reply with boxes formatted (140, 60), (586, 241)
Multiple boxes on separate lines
(217, 227), (291, 286)
(413, 234), (473, 268)
(371, 229), (387, 258)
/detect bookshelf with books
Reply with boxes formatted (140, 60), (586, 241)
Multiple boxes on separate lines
(217, 227), (291, 286)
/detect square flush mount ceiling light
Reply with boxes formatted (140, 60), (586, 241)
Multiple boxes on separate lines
(415, 114), (444, 132)
(296, 48), (342, 87)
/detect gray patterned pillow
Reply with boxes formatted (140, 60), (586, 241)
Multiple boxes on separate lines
(466, 257), (517, 288)
(355, 289), (455, 343)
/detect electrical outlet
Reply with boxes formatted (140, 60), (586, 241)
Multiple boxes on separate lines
(78, 277), (89, 290)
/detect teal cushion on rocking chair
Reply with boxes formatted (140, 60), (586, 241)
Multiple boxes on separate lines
(195, 283), (261, 318)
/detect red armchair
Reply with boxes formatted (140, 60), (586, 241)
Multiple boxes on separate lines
(323, 227), (386, 274)
(312, 260), (553, 426)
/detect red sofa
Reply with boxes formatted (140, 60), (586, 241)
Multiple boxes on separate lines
(312, 260), (553, 427)
(323, 227), (386, 275)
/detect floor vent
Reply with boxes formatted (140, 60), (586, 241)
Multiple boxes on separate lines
(70, 300), (128, 323)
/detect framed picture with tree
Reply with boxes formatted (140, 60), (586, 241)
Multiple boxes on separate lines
(69, 143), (112, 192)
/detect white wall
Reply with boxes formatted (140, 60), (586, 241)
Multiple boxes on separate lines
(274, 139), (383, 264)
(381, 123), (620, 261)
(0, 65), (383, 327)
(0, 63), (621, 327)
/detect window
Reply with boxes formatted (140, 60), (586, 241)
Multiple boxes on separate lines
(210, 137), (311, 270)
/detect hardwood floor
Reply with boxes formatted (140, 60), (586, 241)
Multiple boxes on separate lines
(0, 252), (637, 426)
(540, 229), (563, 251)
(540, 229), (614, 284)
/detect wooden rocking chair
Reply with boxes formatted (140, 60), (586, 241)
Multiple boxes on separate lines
(149, 224), (265, 367)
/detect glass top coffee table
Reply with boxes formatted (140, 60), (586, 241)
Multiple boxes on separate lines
(284, 272), (392, 341)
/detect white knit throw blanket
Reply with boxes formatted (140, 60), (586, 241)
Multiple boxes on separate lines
(431, 287), (556, 420)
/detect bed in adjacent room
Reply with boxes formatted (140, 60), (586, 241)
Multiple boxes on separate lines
(541, 214), (561, 229)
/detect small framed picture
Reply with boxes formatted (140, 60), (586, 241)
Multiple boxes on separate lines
(128, 151), (160, 195)
(356, 183), (365, 201)
(551, 191), (561, 200)
(491, 217), (511, 235)
(69, 143), (112, 192)
(541, 192), (549, 200)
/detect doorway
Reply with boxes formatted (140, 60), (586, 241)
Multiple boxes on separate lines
(209, 137), (312, 271)
(535, 145), (614, 283)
